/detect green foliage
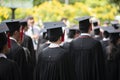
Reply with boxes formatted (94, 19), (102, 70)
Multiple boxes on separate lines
(0, 0), (118, 24)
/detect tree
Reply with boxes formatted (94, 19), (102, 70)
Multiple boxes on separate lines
(108, 0), (120, 13)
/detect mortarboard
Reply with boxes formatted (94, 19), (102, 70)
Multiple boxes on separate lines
(3, 20), (20, 33)
(43, 21), (66, 42)
(19, 19), (27, 27)
(0, 22), (9, 33)
(92, 20), (98, 27)
(67, 25), (80, 38)
(0, 22), (9, 48)
(2, 20), (20, 48)
(111, 21), (120, 29)
(75, 16), (92, 29)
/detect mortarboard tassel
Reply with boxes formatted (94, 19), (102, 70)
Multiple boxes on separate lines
(20, 27), (24, 41)
(61, 30), (65, 42)
(7, 32), (11, 48)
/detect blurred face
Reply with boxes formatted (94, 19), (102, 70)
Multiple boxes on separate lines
(4, 43), (9, 54)
(27, 19), (34, 27)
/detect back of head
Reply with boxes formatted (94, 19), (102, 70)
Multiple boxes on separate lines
(76, 16), (91, 33)
(0, 33), (7, 52)
(47, 28), (63, 42)
(94, 28), (100, 35)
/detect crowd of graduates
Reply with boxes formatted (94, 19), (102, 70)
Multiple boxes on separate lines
(0, 15), (120, 80)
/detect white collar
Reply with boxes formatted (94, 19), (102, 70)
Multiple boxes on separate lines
(80, 33), (91, 36)
(94, 35), (100, 38)
(66, 38), (73, 42)
(10, 37), (17, 42)
(103, 37), (110, 41)
(49, 43), (60, 48)
(0, 53), (7, 58)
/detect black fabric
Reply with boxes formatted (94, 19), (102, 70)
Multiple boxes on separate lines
(7, 39), (29, 80)
(21, 34), (36, 80)
(105, 44), (120, 80)
(69, 37), (105, 80)
(94, 36), (103, 41)
(21, 34), (36, 65)
(36, 42), (50, 62)
(34, 47), (75, 80)
(0, 57), (21, 80)
(0, 33), (7, 52)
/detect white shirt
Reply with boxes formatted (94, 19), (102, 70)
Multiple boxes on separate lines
(49, 43), (60, 48)
(103, 38), (110, 41)
(10, 37), (17, 42)
(25, 26), (40, 50)
(0, 53), (7, 58)
(80, 33), (91, 37)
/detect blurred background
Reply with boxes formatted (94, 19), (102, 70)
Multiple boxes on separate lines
(0, 0), (120, 27)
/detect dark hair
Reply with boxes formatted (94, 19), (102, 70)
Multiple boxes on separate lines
(47, 28), (63, 42)
(107, 33), (120, 60)
(94, 29), (100, 35)
(93, 22), (98, 26)
(9, 28), (20, 36)
(0, 33), (7, 52)
(103, 31), (109, 38)
(79, 22), (91, 33)
(26, 16), (34, 20)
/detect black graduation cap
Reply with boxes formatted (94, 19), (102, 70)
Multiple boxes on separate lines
(92, 20), (98, 27)
(67, 25), (80, 38)
(43, 21), (66, 42)
(75, 16), (92, 29)
(0, 22), (9, 48)
(3, 20), (20, 33)
(0, 22), (9, 33)
(19, 19), (27, 27)
(111, 21), (120, 29)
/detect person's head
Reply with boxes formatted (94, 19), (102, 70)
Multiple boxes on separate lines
(111, 21), (119, 29)
(0, 33), (9, 53)
(20, 19), (28, 32)
(103, 31), (109, 38)
(26, 16), (34, 27)
(5, 20), (21, 42)
(94, 28), (100, 35)
(93, 21), (98, 27)
(68, 25), (80, 39)
(44, 21), (66, 44)
(76, 16), (92, 33)
(0, 23), (9, 53)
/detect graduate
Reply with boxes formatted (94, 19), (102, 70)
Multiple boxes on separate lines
(70, 16), (105, 80)
(20, 19), (35, 80)
(92, 21), (103, 41)
(100, 26), (110, 55)
(0, 22), (21, 80)
(105, 26), (120, 80)
(36, 28), (50, 62)
(63, 25), (80, 50)
(3, 20), (29, 80)
(34, 21), (75, 80)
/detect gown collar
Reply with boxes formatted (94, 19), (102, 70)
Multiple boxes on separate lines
(80, 33), (91, 37)
(49, 43), (60, 48)
(0, 53), (7, 59)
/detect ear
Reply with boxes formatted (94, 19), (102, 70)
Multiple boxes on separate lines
(14, 30), (18, 35)
(89, 24), (92, 31)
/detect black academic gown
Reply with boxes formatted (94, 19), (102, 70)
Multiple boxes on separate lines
(34, 46), (75, 80)
(36, 42), (50, 62)
(21, 34), (36, 80)
(7, 39), (29, 80)
(105, 45), (120, 80)
(21, 34), (36, 65)
(0, 57), (21, 80)
(70, 35), (105, 80)
(94, 35), (103, 41)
